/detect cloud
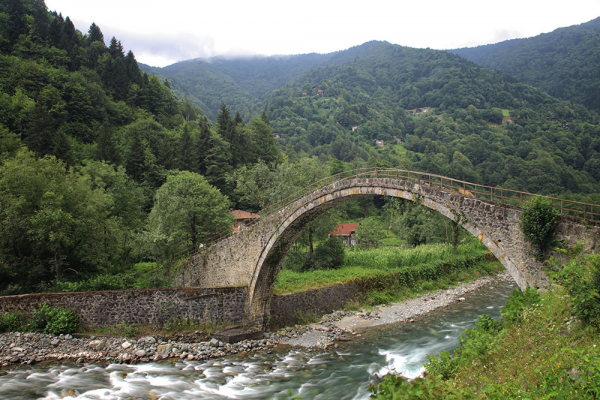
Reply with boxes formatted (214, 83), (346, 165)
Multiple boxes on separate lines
(69, 17), (217, 66)
(109, 30), (217, 67)
(492, 29), (524, 43)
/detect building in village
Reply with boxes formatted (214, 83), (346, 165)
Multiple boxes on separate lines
(231, 210), (260, 233)
(329, 223), (360, 247)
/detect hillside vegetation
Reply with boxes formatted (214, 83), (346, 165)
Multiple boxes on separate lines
(259, 41), (600, 199)
(0, 0), (281, 294)
(2, 1), (600, 297)
(371, 254), (600, 399)
(141, 53), (333, 120)
(451, 17), (600, 112)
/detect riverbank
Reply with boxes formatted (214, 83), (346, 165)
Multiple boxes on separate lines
(278, 271), (512, 348)
(0, 271), (511, 369)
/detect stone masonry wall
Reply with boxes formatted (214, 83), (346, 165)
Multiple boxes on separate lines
(0, 286), (248, 329)
(269, 283), (363, 330)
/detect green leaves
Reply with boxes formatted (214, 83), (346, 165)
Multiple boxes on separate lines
(146, 170), (233, 260)
(556, 255), (600, 328)
(1, 304), (79, 335)
(519, 196), (559, 259)
(0, 151), (145, 293)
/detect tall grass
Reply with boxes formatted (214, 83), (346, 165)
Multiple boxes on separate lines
(274, 239), (495, 296)
(345, 239), (487, 270)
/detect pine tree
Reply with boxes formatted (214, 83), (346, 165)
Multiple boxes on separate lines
(87, 23), (104, 44)
(59, 16), (77, 50)
(96, 122), (121, 165)
(126, 130), (146, 183)
(205, 131), (232, 195)
(195, 121), (211, 175)
(217, 103), (232, 141)
(48, 15), (62, 47)
(250, 117), (282, 165)
(3, 0), (28, 50)
(124, 50), (143, 86)
(23, 104), (55, 155)
(260, 110), (270, 125)
(108, 37), (124, 58)
(234, 112), (244, 126)
(178, 123), (195, 171)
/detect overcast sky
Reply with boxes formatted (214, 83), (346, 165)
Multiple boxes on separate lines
(45, 0), (600, 67)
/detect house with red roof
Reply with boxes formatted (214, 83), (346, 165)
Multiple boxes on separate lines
(329, 223), (360, 247)
(231, 210), (260, 233)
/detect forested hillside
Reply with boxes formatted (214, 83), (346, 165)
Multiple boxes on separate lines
(259, 41), (600, 197)
(141, 53), (333, 120)
(0, 0), (282, 294)
(2, 0), (600, 296)
(451, 17), (600, 111)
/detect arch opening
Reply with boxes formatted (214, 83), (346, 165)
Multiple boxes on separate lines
(247, 179), (527, 329)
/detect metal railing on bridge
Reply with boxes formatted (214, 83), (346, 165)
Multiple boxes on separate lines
(175, 168), (600, 260)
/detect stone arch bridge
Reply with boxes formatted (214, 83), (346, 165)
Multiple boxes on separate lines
(180, 169), (599, 330)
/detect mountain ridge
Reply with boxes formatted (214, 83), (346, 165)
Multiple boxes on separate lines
(450, 17), (600, 111)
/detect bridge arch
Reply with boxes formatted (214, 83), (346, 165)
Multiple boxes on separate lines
(247, 177), (535, 329)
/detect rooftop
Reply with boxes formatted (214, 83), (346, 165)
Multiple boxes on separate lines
(231, 210), (260, 220)
(329, 223), (360, 236)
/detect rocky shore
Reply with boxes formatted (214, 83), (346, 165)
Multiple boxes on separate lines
(0, 272), (512, 368)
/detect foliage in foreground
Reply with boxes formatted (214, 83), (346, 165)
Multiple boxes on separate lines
(519, 196), (559, 259)
(370, 254), (600, 399)
(0, 304), (79, 335)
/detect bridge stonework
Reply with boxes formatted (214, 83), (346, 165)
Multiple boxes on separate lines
(182, 177), (599, 330)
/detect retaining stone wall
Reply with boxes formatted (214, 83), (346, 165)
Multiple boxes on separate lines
(269, 283), (362, 329)
(0, 287), (248, 329)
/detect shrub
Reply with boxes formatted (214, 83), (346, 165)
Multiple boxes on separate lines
(0, 311), (26, 332)
(426, 350), (458, 380)
(28, 304), (54, 332)
(519, 196), (558, 259)
(475, 313), (502, 333)
(369, 374), (470, 398)
(313, 236), (345, 269)
(302, 236), (345, 271)
(45, 308), (79, 335)
(556, 255), (600, 328)
(29, 304), (79, 335)
(501, 287), (540, 327)
(132, 262), (169, 288)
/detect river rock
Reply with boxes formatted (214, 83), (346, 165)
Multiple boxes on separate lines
(89, 339), (107, 351)
(141, 336), (156, 344)
(121, 341), (132, 349)
(157, 344), (172, 355)
(135, 350), (146, 357)
(209, 338), (219, 347)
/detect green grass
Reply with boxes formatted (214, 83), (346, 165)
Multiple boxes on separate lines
(502, 109), (510, 117)
(380, 237), (404, 247)
(451, 288), (600, 397)
(345, 240), (488, 270)
(371, 255), (600, 399)
(274, 240), (498, 296)
(374, 287), (600, 398)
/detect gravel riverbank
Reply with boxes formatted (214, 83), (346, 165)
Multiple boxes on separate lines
(0, 272), (512, 368)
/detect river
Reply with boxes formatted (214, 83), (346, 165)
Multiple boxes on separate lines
(0, 277), (515, 399)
